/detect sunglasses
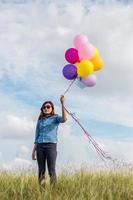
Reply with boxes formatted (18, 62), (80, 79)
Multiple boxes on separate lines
(43, 105), (51, 109)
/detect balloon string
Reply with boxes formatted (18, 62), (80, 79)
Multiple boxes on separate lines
(62, 80), (116, 163)
(64, 106), (115, 163)
(63, 78), (76, 96)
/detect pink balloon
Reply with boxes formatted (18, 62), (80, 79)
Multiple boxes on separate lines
(78, 43), (94, 60)
(65, 48), (79, 64)
(73, 34), (88, 49)
(81, 74), (97, 87)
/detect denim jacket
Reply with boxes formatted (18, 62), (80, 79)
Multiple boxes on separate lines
(34, 114), (65, 144)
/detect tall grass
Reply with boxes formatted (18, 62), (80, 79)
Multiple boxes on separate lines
(0, 168), (133, 200)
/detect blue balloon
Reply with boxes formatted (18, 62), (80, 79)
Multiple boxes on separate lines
(75, 77), (86, 89)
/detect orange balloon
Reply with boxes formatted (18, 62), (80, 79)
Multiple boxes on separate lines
(90, 57), (104, 71)
(91, 48), (99, 59)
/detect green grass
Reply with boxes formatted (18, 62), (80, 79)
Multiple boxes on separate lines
(0, 168), (133, 200)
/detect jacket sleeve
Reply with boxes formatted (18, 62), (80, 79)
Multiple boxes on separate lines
(56, 114), (65, 123)
(34, 121), (39, 144)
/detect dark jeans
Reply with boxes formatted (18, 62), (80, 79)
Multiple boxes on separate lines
(36, 142), (57, 186)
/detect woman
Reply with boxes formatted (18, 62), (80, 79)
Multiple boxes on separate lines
(32, 95), (67, 188)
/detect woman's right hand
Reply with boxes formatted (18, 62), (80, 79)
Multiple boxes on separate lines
(32, 150), (36, 160)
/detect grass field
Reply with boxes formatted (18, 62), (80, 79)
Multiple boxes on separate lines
(0, 167), (133, 200)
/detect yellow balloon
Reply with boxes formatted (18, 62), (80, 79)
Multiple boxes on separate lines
(77, 59), (94, 77)
(91, 57), (104, 71)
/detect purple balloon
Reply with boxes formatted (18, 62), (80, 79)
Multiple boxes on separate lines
(62, 64), (77, 80)
(65, 48), (79, 64)
(81, 74), (97, 87)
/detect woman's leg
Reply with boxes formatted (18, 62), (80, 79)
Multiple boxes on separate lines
(36, 144), (47, 185)
(46, 143), (57, 186)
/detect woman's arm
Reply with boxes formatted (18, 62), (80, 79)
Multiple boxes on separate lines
(32, 121), (39, 160)
(60, 95), (67, 122)
(32, 144), (37, 160)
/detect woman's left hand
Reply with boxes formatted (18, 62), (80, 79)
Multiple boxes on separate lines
(60, 95), (65, 104)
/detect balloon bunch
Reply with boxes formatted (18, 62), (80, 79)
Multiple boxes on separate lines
(62, 34), (104, 87)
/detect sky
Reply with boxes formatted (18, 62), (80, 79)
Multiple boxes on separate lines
(0, 0), (133, 173)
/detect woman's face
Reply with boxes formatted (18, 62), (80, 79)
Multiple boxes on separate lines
(42, 103), (53, 115)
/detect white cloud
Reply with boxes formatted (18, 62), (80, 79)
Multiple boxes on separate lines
(0, 112), (35, 139)
(1, 158), (32, 172)
(16, 145), (31, 159)
(100, 138), (133, 163)
(20, 145), (30, 154)
(78, 96), (133, 127)
(0, 1), (132, 127)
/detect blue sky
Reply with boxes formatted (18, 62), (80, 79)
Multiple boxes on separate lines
(0, 0), (133, 172)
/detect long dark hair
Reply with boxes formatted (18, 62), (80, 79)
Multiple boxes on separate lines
(38, 101), (55, 120)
